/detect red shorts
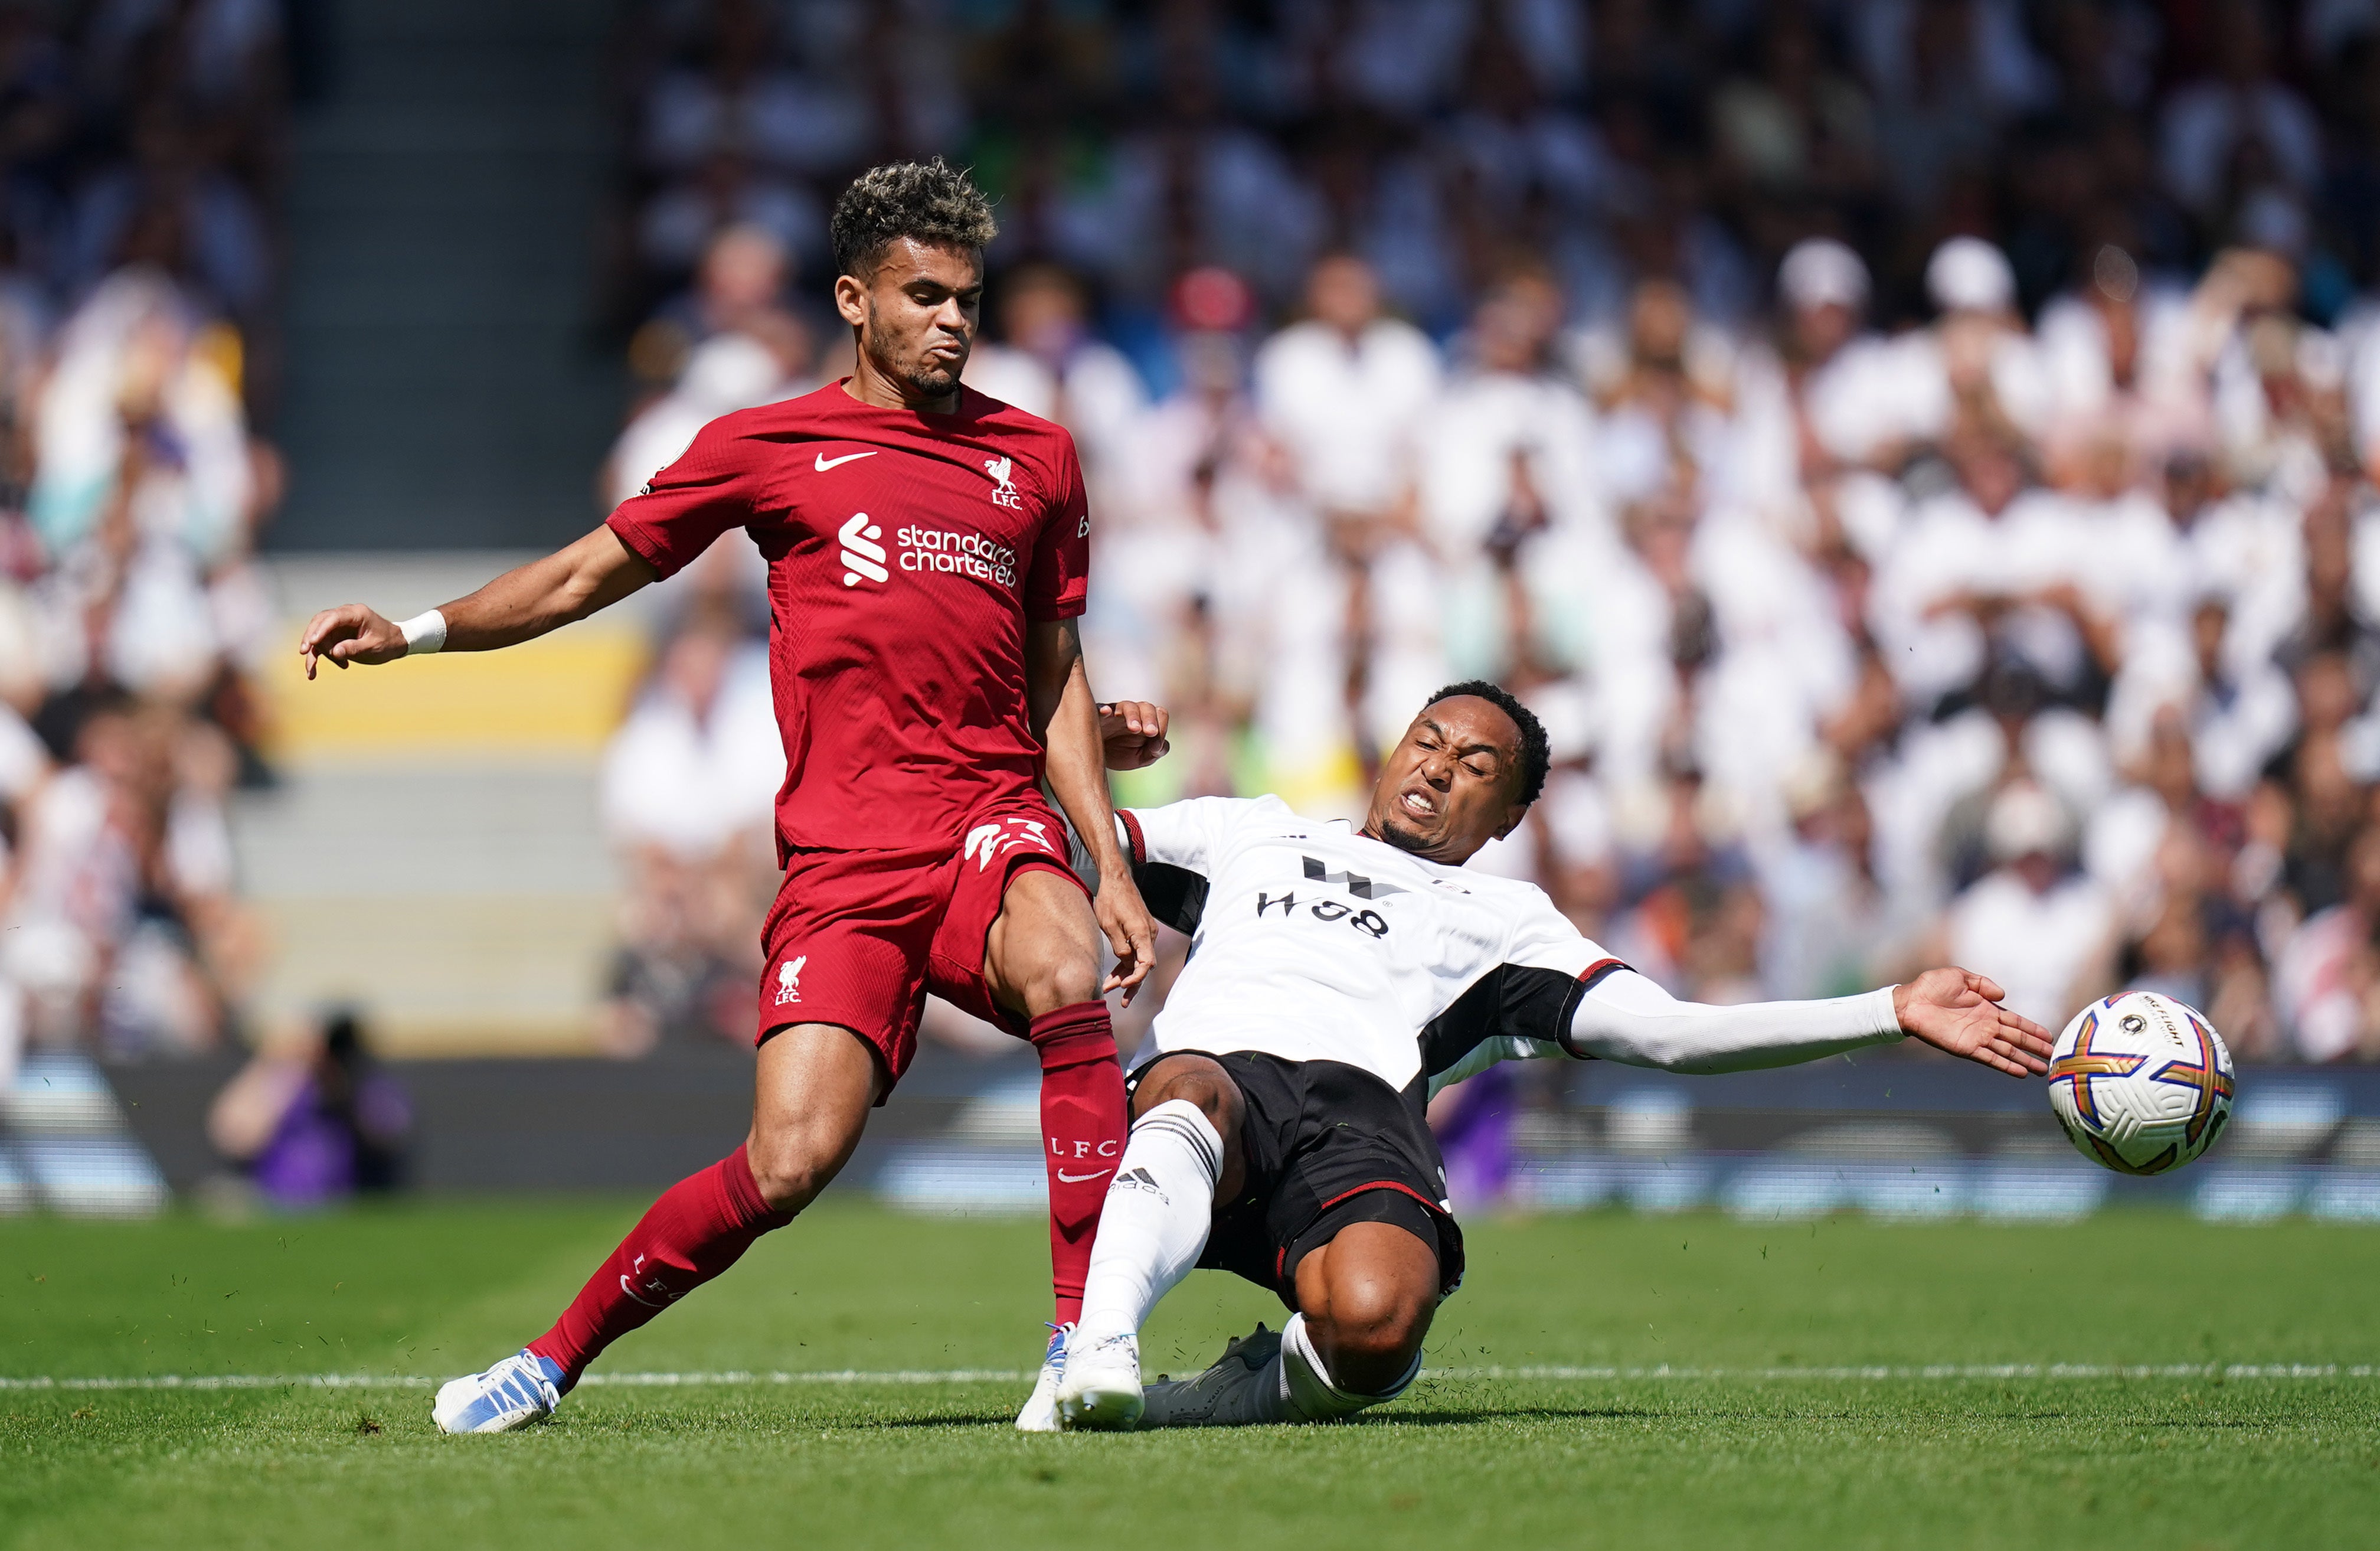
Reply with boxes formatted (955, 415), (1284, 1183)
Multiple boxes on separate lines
(755, 792), (1085, 1094)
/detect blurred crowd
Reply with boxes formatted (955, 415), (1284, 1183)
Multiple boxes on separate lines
(594, 0), (2380, 348)
(0, 0), (292, 1077)
(598, 0), (2380, 1066)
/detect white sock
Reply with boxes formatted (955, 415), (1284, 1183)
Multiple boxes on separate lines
(1277, 1311), (1421, 1422)
(1073, 1100), (1223, 1345)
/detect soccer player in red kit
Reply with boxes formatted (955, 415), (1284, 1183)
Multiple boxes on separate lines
(297, 160), (1165, 1433)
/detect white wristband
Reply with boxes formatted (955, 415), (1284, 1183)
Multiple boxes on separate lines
(398, 609), (447, 656)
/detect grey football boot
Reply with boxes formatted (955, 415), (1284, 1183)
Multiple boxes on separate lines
(1136, 1323), (1284, 1428)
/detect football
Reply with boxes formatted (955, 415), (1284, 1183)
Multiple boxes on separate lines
(2047, 991), (2235, 1176)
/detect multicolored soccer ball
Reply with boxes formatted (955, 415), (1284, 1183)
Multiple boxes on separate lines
(2047, 991), (2234, 1176)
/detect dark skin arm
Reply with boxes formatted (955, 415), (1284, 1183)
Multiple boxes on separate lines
(297, 524), (659, 677)
(1096, 700), (1171, 770)
(1027, 617), (1160, 1000)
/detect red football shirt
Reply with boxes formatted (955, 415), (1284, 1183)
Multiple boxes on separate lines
(607, 381), (1090, 852)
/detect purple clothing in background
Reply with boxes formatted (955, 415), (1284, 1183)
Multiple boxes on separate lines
(250, 1072), (411, 1207)
(1435, 1062), (1514, 1211)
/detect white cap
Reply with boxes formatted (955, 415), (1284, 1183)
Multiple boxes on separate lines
(1984, 780), (2072, 863)
(1926, 236), (2017, 315)
(1778, 238), (1869, 312)
(678, 332), (785, 413)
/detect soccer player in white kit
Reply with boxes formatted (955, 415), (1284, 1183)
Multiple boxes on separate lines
(1055, 681), (2056, 1429)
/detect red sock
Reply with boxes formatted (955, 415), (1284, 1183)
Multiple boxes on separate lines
(527, 1145), (791, 1387)
(1029, 1001), (1127, 1327)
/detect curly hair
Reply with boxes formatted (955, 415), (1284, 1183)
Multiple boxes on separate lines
(830, 158), (998, 279)
(1423, 680), (1551, 809)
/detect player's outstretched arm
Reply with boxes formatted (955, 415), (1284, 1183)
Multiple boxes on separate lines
(1563, 965), (2053, 1079)
(1026, 618), (1160, 1002)
(298, 524), (659, 680)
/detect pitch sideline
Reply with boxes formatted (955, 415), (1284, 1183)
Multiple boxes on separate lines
(1, 1361), (2372, 1392)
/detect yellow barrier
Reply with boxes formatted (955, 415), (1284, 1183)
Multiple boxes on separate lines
(260, 622), (650, 762)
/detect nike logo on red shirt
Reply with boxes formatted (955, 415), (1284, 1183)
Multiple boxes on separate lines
(815, 450), (878, 472)
(1056, 1167), (1113, 1184)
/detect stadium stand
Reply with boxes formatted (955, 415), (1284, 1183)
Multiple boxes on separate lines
(591, 0), (2380, 1073)
(18, 0), (2380, 1219)
(0, 0), (293, 1073)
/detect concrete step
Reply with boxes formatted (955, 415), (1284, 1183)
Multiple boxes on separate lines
(231, 767), (626, 1055)
(228, 554), (665, 1054)
(233, 766), (620, 897)
(275, 0), (624, 551)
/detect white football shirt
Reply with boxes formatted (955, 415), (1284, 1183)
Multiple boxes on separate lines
(1121, 795), (1619, 1093)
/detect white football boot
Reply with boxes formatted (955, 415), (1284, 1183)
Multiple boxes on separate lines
(1014, 1323), (1072, 1432)
(1055, 1328), (1144, 1431)
(432, 1350), (567, 1434)
(1136, 1324), (1283, 1428)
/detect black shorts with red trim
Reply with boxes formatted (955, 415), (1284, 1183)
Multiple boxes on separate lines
(1128, 1049), (1465, 1309)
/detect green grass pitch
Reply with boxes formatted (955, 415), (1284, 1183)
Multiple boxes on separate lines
(5, 1198), (2379, 1549)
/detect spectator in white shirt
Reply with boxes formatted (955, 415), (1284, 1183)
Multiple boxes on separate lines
(1418, 267), (1600, 677)
(1871, 435), (2117, 713)
(600, 610), (780, 866)
(1891, 236), (2055, 450)
(1254, 252), (1441, 524)
(1936, 779), (2113, 1030)
(1722, 237), (1913, 560)
(2035, 246), (2211, 465)
(1773, 237), (1910, 474)
(0, 703), (246, 1057)
(604, 331), (801, 511)
(961, 262), (1147, 496)
(2156, 450), (2306, 667)
(1757, 753), (1913, 1000)
(598, 607), (783, 1054)
(31, 270), (251, 563)
(1253, 252), (1446, 757)
(2106, 593), (2297, 801)
(2273, 825), (2380, 1062)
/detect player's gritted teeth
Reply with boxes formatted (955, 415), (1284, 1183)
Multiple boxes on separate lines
(1362, 694), (1534, 864)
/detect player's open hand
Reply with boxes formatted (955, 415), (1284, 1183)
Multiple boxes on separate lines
(1893, 968), (2055, 1078)
(299, 605), (407, 680)
(1097, 700), (1171, 770)
(1094, 871), (1160, 1005)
